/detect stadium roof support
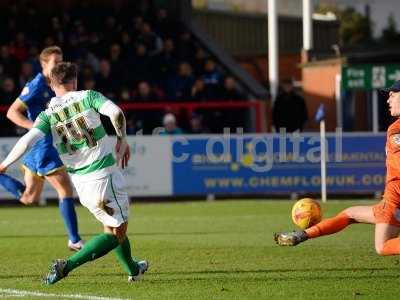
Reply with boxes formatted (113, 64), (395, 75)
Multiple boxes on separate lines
(188, 22), (268, 100)
(181, 0), (268, 99)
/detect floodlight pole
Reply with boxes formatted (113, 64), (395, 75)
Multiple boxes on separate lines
(268, 0), (278, 103)
(303, 0), (313, 52)
(372, 89), (379, 133)
(335, 74), (343, 128)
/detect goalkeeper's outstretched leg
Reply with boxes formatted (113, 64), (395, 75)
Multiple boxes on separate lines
(275, 203), (400, 256)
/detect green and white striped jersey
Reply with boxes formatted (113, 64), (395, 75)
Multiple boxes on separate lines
(34, 90), (116, 181)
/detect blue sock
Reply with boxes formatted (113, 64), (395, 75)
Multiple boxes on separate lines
(59, 197), (81, 243)
(0, 174), (25, 199)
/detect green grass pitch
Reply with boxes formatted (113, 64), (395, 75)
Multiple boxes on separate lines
(1, 200), (400, 299)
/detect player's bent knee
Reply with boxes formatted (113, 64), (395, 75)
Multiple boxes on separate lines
(114, 225), (127, 244)
(342, 208), (354, 219)
(109, 230), (126, 244)
(375, 244), (385, 256)
(116, 233), (126, 244)
(374, 239), (389, 256)
(342, 207), (364, 223)
(104, 223), (127, 244)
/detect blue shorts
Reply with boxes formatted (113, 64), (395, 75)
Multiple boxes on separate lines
(22, 140), (64, 177)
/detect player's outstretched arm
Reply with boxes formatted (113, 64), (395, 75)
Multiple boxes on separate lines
(99, 100), (130, 169)
(0, 128), (45, 172)
(6, 99), (34, 129)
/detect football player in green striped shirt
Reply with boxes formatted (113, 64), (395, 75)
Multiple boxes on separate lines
(0, 62), (148, 284)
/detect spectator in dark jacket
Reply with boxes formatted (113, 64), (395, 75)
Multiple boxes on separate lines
(131, 15), (144, 37)
(82, 77), (96, 90)
(132, 81), (159, 102)
(18, 61), (34, 89)
(128, 43), (151, 85)
(0, 77), (18, 104)
(192, 47), (207, 76)
(88, 32), (103, 57)
(219, 76), (246, 101)
(273, 79), (308, 132)
(103, 16), (120, 45)
(191, 79), (209, 101)
(166, 62), (195, 101)
(27, 46), (41, 75)
(108, 43), (124, 83)
(152, 38), (177, 82)
(153, 9), (176, 39)
(137, 22), (162, 56)
(176, 30), (196, 62)
(132, 81), (162, 134)
(0, 76), (18, 135)
(120, 31), (134, 60)
(0, 45), (19, 80)
(189, 113), (209, 134)
(95, 59), (117, 99)
(219, 76), (247, 131)
(191, 78), (222, 132)
(202, 59), (222, 99)
(10, 32), (29, 61)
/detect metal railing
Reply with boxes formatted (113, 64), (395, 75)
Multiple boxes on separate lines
(0, 100), (266, 133)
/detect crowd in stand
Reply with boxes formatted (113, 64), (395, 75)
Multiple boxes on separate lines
(0, 1), (248, 135)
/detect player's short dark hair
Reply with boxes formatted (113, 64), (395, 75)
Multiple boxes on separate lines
(50, 62), (78, 85)
(39, 46), (63, 63)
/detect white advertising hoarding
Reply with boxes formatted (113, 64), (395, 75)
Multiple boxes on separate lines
(122, 136), (172, 196)
(0, 136), (172, 199)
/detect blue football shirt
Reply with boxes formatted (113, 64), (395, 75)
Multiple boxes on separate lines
(18, 73), (54, 121)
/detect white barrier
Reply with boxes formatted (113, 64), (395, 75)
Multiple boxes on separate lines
(0, 133), (386, 199)
(0, 136), (172, 199)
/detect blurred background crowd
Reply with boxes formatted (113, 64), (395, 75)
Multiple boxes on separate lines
(0, 1), (249, 135)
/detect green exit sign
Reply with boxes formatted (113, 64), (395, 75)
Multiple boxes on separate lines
(342, 64), (400, 90)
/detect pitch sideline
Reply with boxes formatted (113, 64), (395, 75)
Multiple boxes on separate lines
(0, 288), (131, 300)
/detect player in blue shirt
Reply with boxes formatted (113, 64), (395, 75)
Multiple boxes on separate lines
(0, 46), (84, 251)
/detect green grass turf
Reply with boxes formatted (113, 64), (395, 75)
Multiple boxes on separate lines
(1, 200), (400, 300)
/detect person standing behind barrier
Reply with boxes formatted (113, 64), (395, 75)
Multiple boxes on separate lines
(219, 76), (247, 131)
(272, 79), (308, 132)
(188, 113), (210, 134)
(159, 113), (183, 135)
(132, 81), (162, 134)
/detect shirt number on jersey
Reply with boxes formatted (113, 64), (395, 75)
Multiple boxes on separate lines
(56, 116), (97, 154)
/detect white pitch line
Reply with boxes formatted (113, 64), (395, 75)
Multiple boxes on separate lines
(0, 289), (131, 300)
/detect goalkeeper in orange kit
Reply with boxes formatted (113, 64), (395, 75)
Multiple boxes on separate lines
(274, 80), (400, 256)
